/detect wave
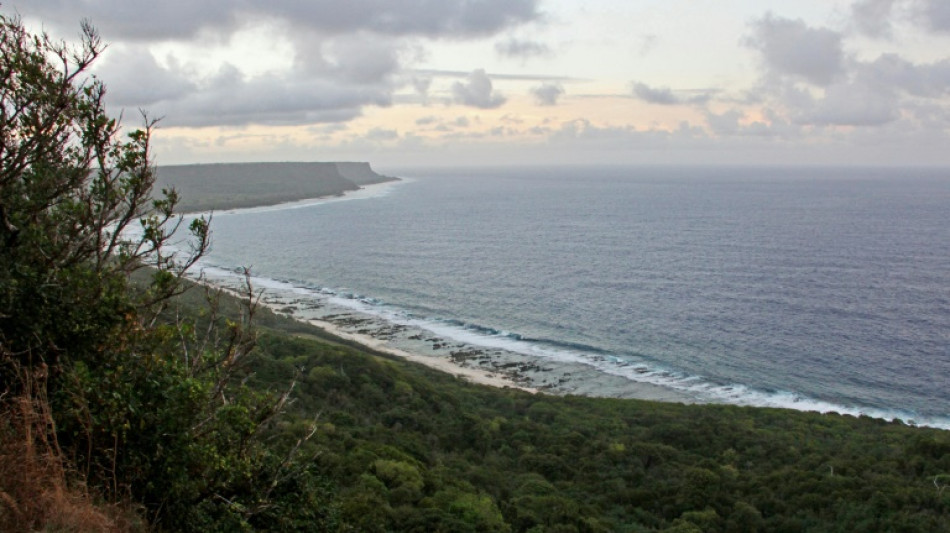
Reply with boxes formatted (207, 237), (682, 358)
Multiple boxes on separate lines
(194, 264), (950, 431)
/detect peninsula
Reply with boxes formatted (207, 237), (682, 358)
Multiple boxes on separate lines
(155, 161), (397, 213)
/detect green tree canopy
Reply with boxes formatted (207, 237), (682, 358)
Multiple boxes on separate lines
(0, 13), (207, 383)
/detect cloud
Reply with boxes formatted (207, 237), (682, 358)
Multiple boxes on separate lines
(303, 34), (403, 84)
(365, 127), (399, 140)
(851, 0), (898, 38)
(632, 82), (679, 105)
(777, 79), (900, 127)
(411, 76), (432, 97)
(495, 38), (552, 59)
(95, 46), (195, 106)
(746, 14), (845, 86)
(546, 119), (713, 153)
(850, 0), (950, 36)
(412, 69), (578, 83)
(857, 54), (950, 98)
(531, 83), (564, 106)
(703, 108), (802, 138)
(740, 9), (950, 131)
(90, 33), (405, 128)
(144, 68), (392, 127)
(452, 69), (506, 109)
(916, 0), (950, 33)
(631, 82), (712, 106)
(705, 109), (744, 136)
(21, 0), (542, 40)
(309, 123), (348, 135)
(804, 83), (900, 126)
(12, 0), (542, 129)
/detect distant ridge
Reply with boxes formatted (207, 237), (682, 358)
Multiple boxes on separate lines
(155, 162), (397, 213)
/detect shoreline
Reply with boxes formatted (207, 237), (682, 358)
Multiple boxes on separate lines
(195, 265), (698, 403)
(303, 315), (539, 393)
(203, 277), (539, 393)
(196, 267), (950, 429)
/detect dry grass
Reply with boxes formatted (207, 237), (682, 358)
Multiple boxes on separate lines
(0, 364), (142, 532)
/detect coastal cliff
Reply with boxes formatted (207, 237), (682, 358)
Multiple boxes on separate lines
(335, 161), (396, 186)
(155, 161), (397, 213)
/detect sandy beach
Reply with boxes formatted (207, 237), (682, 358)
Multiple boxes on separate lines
(303, 315), (539, 393)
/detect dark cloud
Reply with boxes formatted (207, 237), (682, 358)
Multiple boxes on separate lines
(495, 38), (552, 59)
(746, 14), (845, 86)
(452, 69), (506, 109)
(631, 82), (712, 106)
(18, 0), (541, 40)
(531, 83), (564, 106)
(851, 0), (897, 38)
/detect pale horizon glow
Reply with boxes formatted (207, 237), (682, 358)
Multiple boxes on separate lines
(12, 0), (950, 168)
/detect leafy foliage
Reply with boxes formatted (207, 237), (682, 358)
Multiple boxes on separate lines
(0, 14), (334, 530)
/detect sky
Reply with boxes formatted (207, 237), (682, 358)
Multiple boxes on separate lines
(12, 0), (950, 168)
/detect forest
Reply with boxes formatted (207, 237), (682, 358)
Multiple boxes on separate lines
(1, 12), (948, 532)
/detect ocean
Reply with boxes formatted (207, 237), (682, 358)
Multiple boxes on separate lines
(194, 166), (950, 429)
